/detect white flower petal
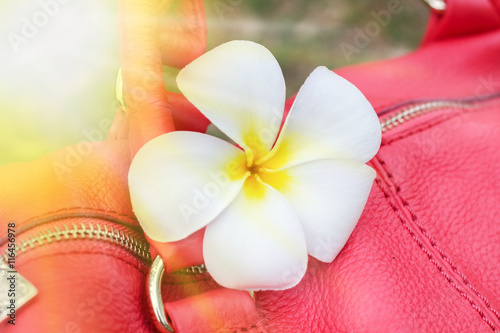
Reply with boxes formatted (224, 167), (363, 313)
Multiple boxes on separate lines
(129, 131), (248, 242)
(203, 176), (307, 291)
(177, 40), (286, 160)
(260, 159), (375, 262)
(263, 67), (381, 169)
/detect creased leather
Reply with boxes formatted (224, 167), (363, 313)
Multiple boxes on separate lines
(0, 218), (154, 333)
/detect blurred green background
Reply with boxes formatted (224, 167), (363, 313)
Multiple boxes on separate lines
(205, 0), (427, 94)
(0, 0), (428, 166)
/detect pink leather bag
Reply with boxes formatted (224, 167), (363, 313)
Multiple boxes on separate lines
(1, 0), (500, 332)
(157, 1), (500, 331)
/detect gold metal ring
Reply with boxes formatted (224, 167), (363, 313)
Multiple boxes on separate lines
(147, 256), (174, 332)
(147, 257), (256, 332)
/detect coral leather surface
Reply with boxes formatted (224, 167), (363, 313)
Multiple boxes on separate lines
(258, 101), (500, 332)
(1, 0), (500, 332)
(0, 141), (150, 333)
(259, 7), (500, 331)
(0, 218), (154, 333)
(332, 29), (500, 110)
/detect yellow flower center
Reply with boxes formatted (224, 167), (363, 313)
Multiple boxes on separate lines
(238, 144), (292, 200)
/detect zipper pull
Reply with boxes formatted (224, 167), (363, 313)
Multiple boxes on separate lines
(0, 260), (38, 324)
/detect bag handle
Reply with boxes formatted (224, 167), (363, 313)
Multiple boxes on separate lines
(421, 0), (500, 45)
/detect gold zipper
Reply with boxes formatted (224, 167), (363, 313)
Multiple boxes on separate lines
(0, 221), (207, 274)
(380, 100), (473, 132)
(1, 222), (151, 263)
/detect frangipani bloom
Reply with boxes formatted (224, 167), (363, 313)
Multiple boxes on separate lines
(129, 41), (381, 291)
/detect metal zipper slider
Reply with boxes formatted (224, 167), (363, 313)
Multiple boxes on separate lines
(0, 260), (38, 324)
(421, 0), (446, 13)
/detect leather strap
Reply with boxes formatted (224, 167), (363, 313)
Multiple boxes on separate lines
(422, 0), (500, 44)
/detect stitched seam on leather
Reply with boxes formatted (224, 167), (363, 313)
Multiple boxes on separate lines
(379, 154), (500, 320)
(375, 157), (500, 331)
(20, 207), (138, 224)
(375, 177), (498, 331)
(378, 106), (500, 322)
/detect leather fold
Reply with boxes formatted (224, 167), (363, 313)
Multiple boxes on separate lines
(163, 289), (262, 333)
(147, 230), (205, 274)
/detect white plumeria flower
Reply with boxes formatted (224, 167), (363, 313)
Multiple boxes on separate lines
(129, 40), (381, 291)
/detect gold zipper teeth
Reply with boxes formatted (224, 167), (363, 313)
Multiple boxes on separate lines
(2, 222), (152, 263)
(179, 264), (207, 274)
(1, 222), (209, 275)
(380, 100), (472, 132)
